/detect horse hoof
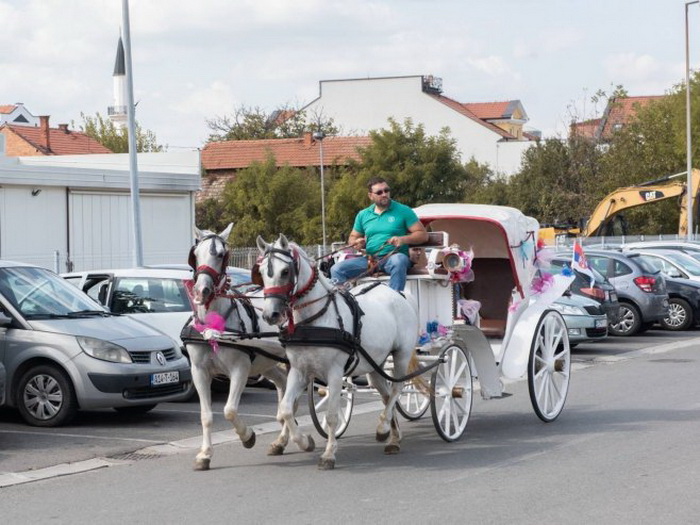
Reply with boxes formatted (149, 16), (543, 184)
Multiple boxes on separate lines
(318, 457), (335, 470)
(376, 430), (390, 443)
(267, 444), (285, 456)
(384, 444), (400, 455)
(242, 432), (256, 449)
(193, 458), (211, 471)
(304, 435), (316, 452)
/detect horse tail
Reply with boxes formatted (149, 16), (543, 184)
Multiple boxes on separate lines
(407, 350), (434, 396)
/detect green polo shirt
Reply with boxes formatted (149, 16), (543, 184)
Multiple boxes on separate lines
(353, 200), (420, 257)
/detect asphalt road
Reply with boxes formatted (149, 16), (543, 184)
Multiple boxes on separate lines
(1, 328), (699, 523)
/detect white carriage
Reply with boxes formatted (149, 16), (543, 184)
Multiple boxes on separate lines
(310, 203), (574, 442)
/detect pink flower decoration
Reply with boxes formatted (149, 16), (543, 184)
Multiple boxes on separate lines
(530, 272), (554, 294)
(193, 311), (226, 353)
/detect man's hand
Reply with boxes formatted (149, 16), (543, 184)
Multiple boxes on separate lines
(387, 236), (404, 247)
(351, 237), (366, 249)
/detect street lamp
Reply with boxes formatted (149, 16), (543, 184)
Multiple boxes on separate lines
(686, 1), (699, 239)
(313, 131), (327, 250)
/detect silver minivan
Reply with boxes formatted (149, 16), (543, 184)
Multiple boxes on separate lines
(0, 261), (192, 427)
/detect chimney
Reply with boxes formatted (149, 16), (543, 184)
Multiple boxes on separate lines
(303, 132), (313, 147)
(58, 124), (69, 133)
(39, 115), (51, 151)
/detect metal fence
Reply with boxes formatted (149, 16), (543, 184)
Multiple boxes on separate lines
(229, 244), (331, 269)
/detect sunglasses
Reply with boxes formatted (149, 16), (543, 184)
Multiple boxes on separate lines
(373, 188), (391, 195)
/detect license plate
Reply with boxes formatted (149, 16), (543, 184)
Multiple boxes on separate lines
(151, 371), (179, 386)
(595, 319), (608, 328)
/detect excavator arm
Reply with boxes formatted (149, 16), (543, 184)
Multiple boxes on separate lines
(582, 169), (700, 237)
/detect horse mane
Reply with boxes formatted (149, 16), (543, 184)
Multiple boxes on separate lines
(287, 241), (315, 265)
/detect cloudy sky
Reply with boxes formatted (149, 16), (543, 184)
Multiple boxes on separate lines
(0, 0), (694, 150)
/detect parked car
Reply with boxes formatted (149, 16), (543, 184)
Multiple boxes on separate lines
(622, 240), (700, 255)
(583, 250), (669, 336)
(62, 268), (194, 348)
(0, 361), (5, 406)
(549, 256), (621, 324)
(622, 249), (700, 283)
(586, 250), (668, 336)
(0, 261), (192, 426)
(63, 266), (268, 391)
(551, 293), (608, 345)
(659, 277), (700, 331)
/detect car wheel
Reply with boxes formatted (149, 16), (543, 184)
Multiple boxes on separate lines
(114, 404), (157, 414)
(609, 302), (642, 336)
(660, 298), (693, 331)
(16, 364), (78, 427)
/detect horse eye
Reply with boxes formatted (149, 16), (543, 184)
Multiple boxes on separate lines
(281, 268), (290, 277)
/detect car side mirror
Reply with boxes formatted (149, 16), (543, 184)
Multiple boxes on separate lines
(0, 312), (13, 327)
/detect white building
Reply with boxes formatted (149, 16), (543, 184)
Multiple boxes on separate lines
(0, 103), (39, 127)
(302, 75), (537, 176)
(0, 151), (200, 272)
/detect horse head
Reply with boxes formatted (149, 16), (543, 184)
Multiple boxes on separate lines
(189, 223), (233, 306)
(256, 234), (317, 326)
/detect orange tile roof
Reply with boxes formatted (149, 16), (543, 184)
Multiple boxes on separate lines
(3, 123), (113, 155)
(0, 105), (18, 114)
(201, 135), (372, 171)
(570, 118), (602, 139)
(462, 101), (511, 119)
(426, 93), (515, 138)
(600, 96), (664, 138)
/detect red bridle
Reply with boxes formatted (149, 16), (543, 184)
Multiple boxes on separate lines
(261, 247), (317, 305)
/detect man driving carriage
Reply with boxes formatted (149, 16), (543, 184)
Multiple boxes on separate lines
(330, 177), (428, 291)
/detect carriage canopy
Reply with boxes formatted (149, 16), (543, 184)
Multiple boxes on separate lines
(413, 203), (540, 299)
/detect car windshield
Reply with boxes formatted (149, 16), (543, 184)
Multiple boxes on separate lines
(111, 276), (191, 314)
(0, 266), (104, 319)
(661, 251), (700, 275)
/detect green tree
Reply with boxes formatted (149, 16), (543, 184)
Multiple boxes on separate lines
(216, 154), (323, 246)
(78, 112), (164, 153)
(505, 135), (601, 226)
(595, 74), (700, 233)
(206, 105), (339, 142)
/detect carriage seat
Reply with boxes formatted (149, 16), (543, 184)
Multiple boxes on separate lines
(406, 231), (449, 276)
(460, 258), (514, 338)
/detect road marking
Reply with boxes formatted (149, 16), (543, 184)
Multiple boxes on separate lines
(0, 429), (162, 444)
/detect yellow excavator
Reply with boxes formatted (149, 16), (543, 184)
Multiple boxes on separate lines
(538, 169), (700, 244)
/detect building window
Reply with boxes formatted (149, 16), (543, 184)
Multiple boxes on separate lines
(13, 114), (29, 123)
(0, 134), (5, 155)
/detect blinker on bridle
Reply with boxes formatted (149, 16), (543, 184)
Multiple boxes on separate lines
(261, 246), (300, 302)
(190, 234), (229, 286)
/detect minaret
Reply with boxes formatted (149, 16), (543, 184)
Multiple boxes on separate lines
(108, 36), (128, 128)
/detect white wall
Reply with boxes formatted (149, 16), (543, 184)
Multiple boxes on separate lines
(304, 76), (533, 176)
(0, 151), (200, 271)
(0, 185), (68, 270)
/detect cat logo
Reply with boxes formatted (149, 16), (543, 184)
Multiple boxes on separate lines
(639, 190), (664, 201)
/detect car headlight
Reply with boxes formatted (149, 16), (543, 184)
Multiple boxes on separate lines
(77, 336), (132, 363)
(551, 303), (586, 316)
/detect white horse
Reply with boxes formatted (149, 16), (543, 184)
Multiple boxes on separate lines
(184, 224), (294, 471)
(256, 234), (420, 470)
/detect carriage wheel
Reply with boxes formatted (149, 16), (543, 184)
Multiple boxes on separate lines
(382, 357), (430, 421)
(307, 377), (354, 439)
(430, 343), (473, 442)
(528, 309), (571, 422)
(397, 378), (431, 421)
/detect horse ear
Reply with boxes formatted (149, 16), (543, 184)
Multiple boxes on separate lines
(278, 234), (289, 250)
(256, 235), (269, 254)
(193, 226), (204, 241)
(219, 223), (233, 241)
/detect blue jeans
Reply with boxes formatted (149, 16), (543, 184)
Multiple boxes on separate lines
(330, 253), (411, 291)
